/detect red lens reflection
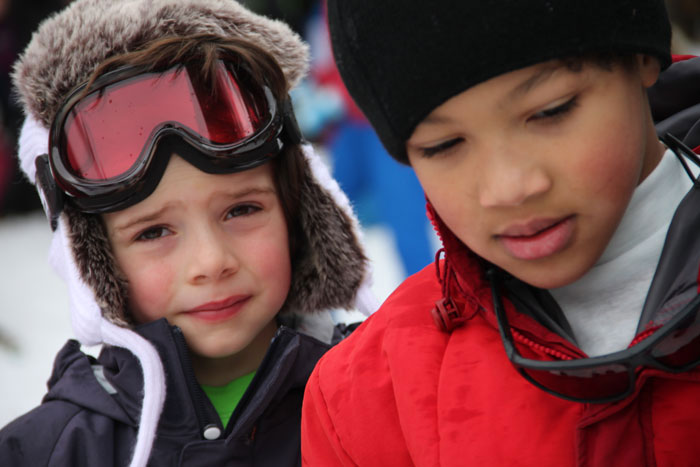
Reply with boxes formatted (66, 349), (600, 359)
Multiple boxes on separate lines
(62, 65), (266, 181)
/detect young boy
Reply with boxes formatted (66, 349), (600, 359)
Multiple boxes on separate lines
(302, 1), (700, 465)
(0, 0), (375, 466)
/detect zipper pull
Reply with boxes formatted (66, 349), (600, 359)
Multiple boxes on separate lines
(432, 297), (466, 332)
(432, 248), (469, 332)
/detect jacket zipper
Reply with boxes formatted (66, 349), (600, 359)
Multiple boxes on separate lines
(511, 322), (662, 360)
(171, 326), (220, 436)
(510, 328), (575, 360)
(224, 327), (286, 437)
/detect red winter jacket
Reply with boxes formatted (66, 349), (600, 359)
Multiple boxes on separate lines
(302, 55), (700, 463)
(302, 213), (700, 466)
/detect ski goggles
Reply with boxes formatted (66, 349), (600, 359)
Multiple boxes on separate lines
(36, 60), (301, 227)
(487, 267), (700, 404)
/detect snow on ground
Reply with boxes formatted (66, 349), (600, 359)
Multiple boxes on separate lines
(0, 211), (407, 426)
(0, 212), (71, 425)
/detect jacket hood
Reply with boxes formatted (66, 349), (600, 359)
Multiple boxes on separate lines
(44, 340), (132, 424)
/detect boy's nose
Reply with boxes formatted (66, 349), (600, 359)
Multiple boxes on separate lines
(478, 156), (552, 208)
(187, 227), (239, 284)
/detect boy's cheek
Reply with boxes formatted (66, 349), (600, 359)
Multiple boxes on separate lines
(571, 139), (644, 198)
(126, 264), (177, 323)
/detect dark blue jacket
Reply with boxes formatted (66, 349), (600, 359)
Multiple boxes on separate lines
(0, 318), (331, 466)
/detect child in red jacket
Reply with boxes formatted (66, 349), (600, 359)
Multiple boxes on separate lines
(302, 1), (700, 465)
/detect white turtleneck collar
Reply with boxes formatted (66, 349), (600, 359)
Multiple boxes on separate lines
(550, 147), (695, 357)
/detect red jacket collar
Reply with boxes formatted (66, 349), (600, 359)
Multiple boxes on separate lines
(426, 200), (585, 358)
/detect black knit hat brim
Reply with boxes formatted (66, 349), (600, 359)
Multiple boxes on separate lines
(329, 0), (672, 163)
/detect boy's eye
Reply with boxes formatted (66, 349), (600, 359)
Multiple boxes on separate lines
(136, 226), (171, 241)
(226, 204), (261, 219)
(530, 96), (579, 122)
(420, 138), (463, 158)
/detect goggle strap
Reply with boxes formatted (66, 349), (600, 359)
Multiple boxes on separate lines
(35, 154), (64, 231)
(282, 97), (303, 145)
(662, 132), (700, 184)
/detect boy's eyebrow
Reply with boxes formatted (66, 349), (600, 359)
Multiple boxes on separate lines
(506, 65), (560, 101)
(113, 186), (276, 232)
(229, 186), (276, 199)
(416, 65), (563, 128)
(113, 204), (176, 232)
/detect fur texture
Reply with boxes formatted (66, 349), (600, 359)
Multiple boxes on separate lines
(13, 0), (309, 128)
(13, 0), (369, 325)
(285, 158), (366, 313)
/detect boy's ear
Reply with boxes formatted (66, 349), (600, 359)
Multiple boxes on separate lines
(637, 54), (661, 88)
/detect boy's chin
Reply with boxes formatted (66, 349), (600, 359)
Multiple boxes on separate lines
(499, 258), (593, 290)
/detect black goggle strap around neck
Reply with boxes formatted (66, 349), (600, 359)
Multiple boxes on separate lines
(662, 133), (700, 185)
(485, 265), (512, 347)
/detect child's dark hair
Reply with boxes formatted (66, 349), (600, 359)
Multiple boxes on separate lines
(560, 53), (640, 74)
(86, 33), (288, 97)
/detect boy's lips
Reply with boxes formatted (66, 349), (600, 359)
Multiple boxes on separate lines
(497, 216), (575, 260)
(185, 295), (250, 323)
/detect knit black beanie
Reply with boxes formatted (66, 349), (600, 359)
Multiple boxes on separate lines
(328, 0), (672, 163)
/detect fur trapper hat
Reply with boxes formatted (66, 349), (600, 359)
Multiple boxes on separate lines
(14, 0), (375, 326)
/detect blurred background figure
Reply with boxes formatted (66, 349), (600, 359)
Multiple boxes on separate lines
(289, 0), (437, 278)
(667, 0), (700, 54)
(242, 0), (315, 34)
(0, 0), (73, 216)
(0, 0), (20, 215)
